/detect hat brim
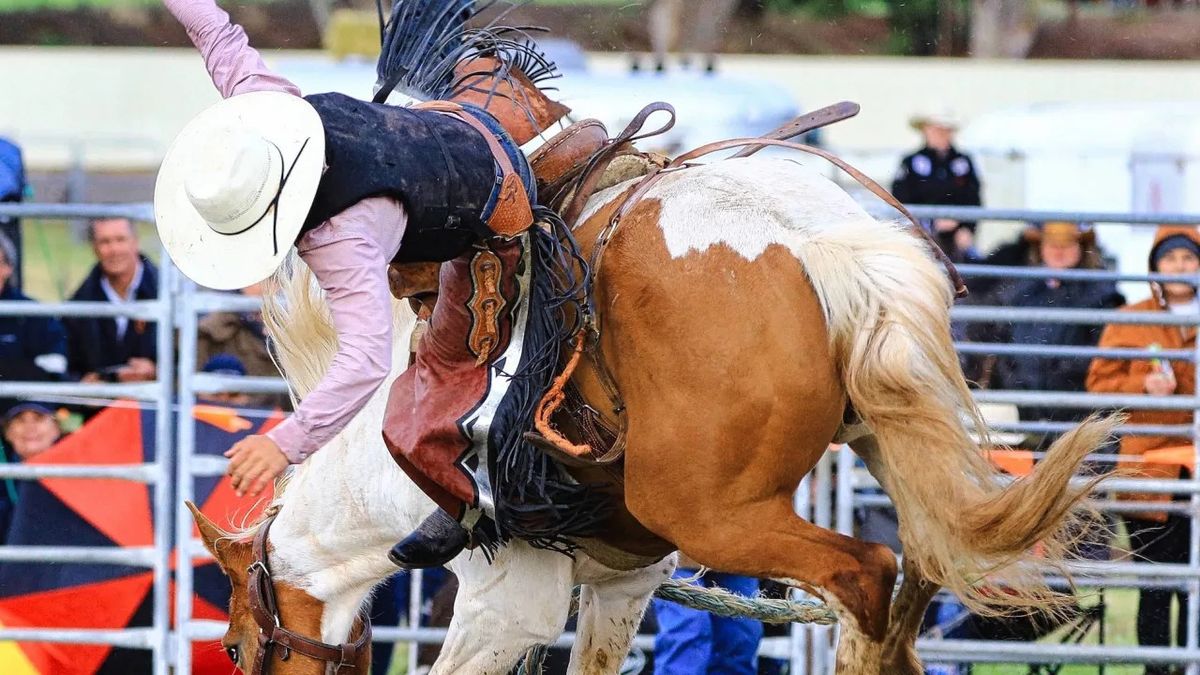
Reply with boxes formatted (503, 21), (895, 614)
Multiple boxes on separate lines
(909, 116), (961, 131)
(155, 91), (325, 290)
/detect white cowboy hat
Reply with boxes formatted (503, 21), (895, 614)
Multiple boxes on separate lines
(967, 402), (1026, 447)
(908, 105), (963, 131)
(155, 91), (325, 290)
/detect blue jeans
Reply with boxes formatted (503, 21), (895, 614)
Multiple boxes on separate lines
(652, 571), (763, 675)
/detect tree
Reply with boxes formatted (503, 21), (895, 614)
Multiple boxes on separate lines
(968, 0), (1035, 58)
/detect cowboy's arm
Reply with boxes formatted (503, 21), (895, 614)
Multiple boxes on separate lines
(163, 0), (301, 98)
(265, 198), (408, 463)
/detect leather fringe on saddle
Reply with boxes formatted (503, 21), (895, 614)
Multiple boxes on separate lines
(486, 206), (611, 553)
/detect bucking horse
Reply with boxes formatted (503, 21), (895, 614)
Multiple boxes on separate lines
(185, 3), (1117, 674)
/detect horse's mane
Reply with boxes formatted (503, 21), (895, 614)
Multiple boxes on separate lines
(232, 252), (414, 536)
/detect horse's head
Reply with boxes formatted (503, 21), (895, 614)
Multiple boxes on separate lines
(187, 502), (364, 674)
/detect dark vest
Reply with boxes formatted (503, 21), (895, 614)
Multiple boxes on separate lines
(302, 92), (499, 263)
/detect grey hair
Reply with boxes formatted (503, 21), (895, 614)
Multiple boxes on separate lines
(86, 217), (136, 243)
(0, 230), (16, 268)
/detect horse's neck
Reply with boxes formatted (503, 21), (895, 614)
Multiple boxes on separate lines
(267, 345), (432, 640)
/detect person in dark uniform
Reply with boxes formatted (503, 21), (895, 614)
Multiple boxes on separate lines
(892, 107), (983, 264)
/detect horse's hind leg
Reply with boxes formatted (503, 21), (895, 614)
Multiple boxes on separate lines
(625, 427), (897, 674)
(850, 434), (938, 674)
(567, 554), (677, 675)
(880, 557), (938, 675)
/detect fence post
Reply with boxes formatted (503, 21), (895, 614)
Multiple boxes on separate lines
(174, 274), (200, 675)
(1188, 263), (1200, 675)
(151, 250), (176, 675)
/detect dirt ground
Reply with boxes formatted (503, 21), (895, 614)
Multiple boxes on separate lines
(7, 3), (1200, 60)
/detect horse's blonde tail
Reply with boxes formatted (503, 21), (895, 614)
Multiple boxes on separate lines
(262, 253), (339, 403)
(800, 220), (1116, 616)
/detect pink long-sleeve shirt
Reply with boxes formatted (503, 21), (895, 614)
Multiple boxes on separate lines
(167, 0), (406, 463)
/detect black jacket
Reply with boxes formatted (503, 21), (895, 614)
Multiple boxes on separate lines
(63, 256), (158, 378)
(892, 145), (982, 213)
(0, 284), (66, 381)
(966, 276), (1125, 424)
(303, 93), (528, 263)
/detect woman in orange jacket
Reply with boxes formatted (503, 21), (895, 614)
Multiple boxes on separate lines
(1086, 225), (1200, 670)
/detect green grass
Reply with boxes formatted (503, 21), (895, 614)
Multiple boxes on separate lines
(19, 219), (160, 302)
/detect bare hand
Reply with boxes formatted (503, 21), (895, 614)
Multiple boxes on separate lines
(81, 372), (102, 384)
(934, 218), (960, 233)
(118, 357), (157, 382)
(953, 227), (974, 252)
(1145, 372), (1177, 397)
(225, 435), (289, 497)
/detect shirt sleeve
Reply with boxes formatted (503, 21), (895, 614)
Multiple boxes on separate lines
(164, 0), (301, 99)
(265, 197), (407, 463)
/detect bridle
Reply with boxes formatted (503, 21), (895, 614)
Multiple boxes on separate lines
(245, 514), (372, 674)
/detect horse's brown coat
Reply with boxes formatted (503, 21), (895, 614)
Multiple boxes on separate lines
(568, 195), (898, 642)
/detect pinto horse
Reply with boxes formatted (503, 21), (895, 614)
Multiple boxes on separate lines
(189, 155), (1114, 674)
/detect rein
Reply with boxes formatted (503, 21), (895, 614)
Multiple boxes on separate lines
(246, 514), (372, 674)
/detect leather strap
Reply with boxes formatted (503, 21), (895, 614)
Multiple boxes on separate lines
(415, 100), (534, 237)
(560, 102), (676, 228)
(247, 515), (372, 674)
(729, 101), (860, 159)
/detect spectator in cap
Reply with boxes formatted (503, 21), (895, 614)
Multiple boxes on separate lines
(0, 402), (63, 544)
(1088, 225), (1200, 671)
(892, 106), (983, 264)
(0, 231), (68, 387)
(966, 221), (1124, 431)
(199, 353), (252, 408)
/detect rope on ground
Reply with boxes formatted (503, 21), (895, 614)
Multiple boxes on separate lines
(654, 577), (838, 625)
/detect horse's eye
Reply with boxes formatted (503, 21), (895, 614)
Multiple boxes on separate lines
(226, 645), (240, 664)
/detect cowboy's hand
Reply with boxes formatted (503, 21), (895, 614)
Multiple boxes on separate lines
(225, 435), (288, 497)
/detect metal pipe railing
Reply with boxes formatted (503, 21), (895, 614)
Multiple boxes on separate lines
(0, 628), (157, 649)
(974, 389), (1200, 411)
(900, 204), (1200, 226)
(0, 546), (157, 566)
(957, 263), (1199, 284)
(0, 464), (159, 481)
(173, 275), (200, 675)
(0, 202), (154, 222)
(150, 253), (175, 675)
(0, 381), (160, 400)
(0, 299), (162, 319)
(955, 341), (1194, 361)
(954, 305), (1200, 326)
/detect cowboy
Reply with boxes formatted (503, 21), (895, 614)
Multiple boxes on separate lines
(157, 0), (575, 569)
(892, 106), (983, 264)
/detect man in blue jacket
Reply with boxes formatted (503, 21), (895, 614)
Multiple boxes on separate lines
(63, 218), (158, 383)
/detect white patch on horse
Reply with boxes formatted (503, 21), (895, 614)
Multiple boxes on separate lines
(649, 157), (874, 261)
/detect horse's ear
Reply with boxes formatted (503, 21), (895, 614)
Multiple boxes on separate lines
(186, 500), (232, 571)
